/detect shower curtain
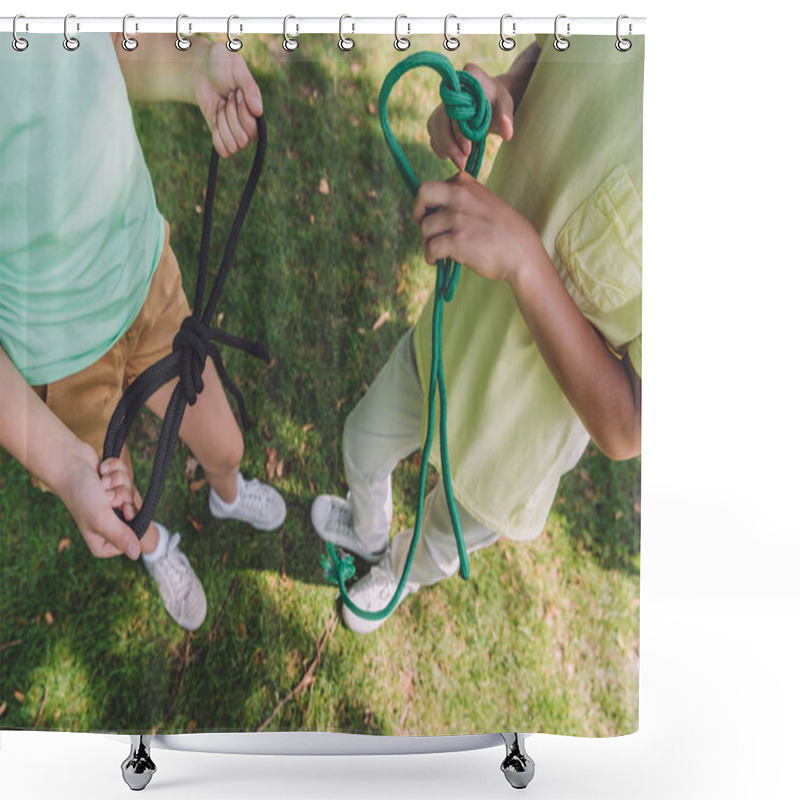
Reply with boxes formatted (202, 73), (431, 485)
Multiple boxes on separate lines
(0, 28), (643, 741)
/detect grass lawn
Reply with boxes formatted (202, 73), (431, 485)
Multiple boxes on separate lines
(0, 35), (640, 737)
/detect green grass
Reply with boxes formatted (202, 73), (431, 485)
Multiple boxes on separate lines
(0, 35), (639, 737)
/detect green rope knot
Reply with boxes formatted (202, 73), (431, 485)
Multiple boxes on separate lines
(439, 70), (492, 144)
(322, 542), (356, 586)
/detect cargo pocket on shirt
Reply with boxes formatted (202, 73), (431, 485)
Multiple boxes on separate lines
(555, 164), (642, 317)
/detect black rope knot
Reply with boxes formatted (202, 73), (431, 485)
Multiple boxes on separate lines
(172, 316), (209, 405)
(439, 70), (491, 143)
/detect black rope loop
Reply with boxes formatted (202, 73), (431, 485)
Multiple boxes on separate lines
(103, 114), (268, 540)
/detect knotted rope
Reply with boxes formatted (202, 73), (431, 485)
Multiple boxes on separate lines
(103, 114), (269, 539)
(323, 52), (490, 620)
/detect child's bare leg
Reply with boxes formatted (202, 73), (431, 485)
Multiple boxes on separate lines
(139, 524), (160, 554)
(144, 358), (243, 504)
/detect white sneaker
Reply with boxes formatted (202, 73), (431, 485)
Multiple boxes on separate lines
(310, 494), (387, 564)
(341, 555), (418, 635)
(209, 472), (287, 531)
(143, 527), (207, 631)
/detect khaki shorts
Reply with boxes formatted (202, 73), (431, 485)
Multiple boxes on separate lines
(34, 222), (191, 461)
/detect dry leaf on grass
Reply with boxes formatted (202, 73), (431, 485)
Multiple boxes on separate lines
(189, 478), (207, 493)
(318, 178), (330, 195)
(44, 612), (54, 626)
(57, 538), (71, 555)
(185, 456), (199, 481)
(187, 516), (203, 532)
(266, 448), (278, 481)
(372, 310), (391, 331)
(13, 690), (25, 702)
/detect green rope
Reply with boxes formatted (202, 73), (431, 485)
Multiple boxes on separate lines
(324, 51), (490, 621)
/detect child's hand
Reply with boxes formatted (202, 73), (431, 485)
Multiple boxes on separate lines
(57, 443), (141, 561)
(195, 42), (264, 159)
(413, 171), (538, 284)
(99, 457), (139, 523)
(427, 63), (515, 170)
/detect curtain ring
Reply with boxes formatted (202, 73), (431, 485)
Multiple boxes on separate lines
(499, 14), (516, 51)
(176, 14), (191, 50)
(227, 15), (243, 52)
(394, 15), (410, 51)
(63, 14), (80, 51)
(443, 14), (460, 51)
(615, 15), (632, 51)
(283, 15), (299, 51)
(553, 14), (570, 51)
(121, 14), (139, 51)
(339, 15), (354, 51)
(12, 15), (29, 52)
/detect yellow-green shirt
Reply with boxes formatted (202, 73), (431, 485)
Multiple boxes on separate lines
(414, 35), (644, 541)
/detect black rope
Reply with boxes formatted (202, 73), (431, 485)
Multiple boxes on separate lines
(103, 115), (269, 539)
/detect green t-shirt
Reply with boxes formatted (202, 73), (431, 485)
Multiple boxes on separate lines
(0, 34), (164, 385)
(414, 35), (644, 540)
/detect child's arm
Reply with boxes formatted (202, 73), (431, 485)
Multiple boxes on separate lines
(428, 42), (541, 170)
(412, 173), (641, 461)
(0, 347), (142, 560)
(112, 33), (263, 159)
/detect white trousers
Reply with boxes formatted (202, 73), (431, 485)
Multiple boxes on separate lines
(343, 329), (499, 587)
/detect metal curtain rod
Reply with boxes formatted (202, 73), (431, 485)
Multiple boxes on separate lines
(1, 15), (645, 37)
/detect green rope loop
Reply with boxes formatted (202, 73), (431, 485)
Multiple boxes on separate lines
(324, 51), (489, 622)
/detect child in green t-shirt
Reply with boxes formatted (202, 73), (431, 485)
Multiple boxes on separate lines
(0, 34), (286, 631)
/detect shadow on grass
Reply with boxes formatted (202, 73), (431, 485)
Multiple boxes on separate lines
(0, 461), (383, 733)
(551, 445), (641, 577)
